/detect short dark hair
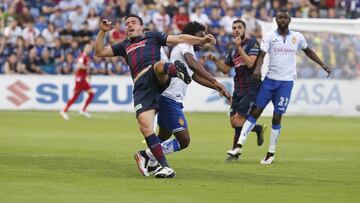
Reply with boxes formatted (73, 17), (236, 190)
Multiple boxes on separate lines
(182, 21), (206, 36)
(276, 8), (290, 17)
(125, 14), (143, 25)
(233, 19), (246, 29)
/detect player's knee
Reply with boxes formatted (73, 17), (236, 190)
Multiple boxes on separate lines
(139, 125), (153, 136)
(154, 61), (165, 74)
(231, 114), (246, 127)
(250, 107), (263, 119)
(272, 114), (282, 125)
(179, 135), (190, 149)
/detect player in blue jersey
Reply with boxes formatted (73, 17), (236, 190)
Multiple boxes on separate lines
(206, 19), (266, 162)
(228, 9), (331, 164)
(94, 15), (216, 178)
(135, 22), (231, 175)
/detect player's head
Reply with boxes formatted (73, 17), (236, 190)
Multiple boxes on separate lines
(232, 19), (246, 40)
(125, 14), (144, 38)
(275, 8), (291, 30)
(182, 21), (206, 51)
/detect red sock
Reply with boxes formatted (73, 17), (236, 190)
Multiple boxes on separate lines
(64, 91), (81, 112)
(82, 92), (94, 111)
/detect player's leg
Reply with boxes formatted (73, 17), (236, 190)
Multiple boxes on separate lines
(235, 78), (278, 149)
(261, 80), (294, 164)
(79, 88), (94, 118)
(153, 60), (191, 85)
(60, 88), (82, 120)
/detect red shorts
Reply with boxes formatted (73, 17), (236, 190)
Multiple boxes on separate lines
(74, 79), (91, 92)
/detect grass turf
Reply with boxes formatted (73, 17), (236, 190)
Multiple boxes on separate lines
(0, 111), (359, 203)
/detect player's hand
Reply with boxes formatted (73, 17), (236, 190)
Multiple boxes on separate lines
(234, 36), (242, 47)
(202, 34), (216, 45)
(253, 67), (262, 81)
(215, 82), (231, 104)
(205, 54), (217, 62)
(100, 19), (113, 32)
(322, 65), (331, 78)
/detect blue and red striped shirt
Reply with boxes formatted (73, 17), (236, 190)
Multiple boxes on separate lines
(224, 37), (260, 93)
(111, 31), (168, 79)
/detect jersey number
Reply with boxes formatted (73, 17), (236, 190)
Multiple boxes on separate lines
(278, 97), (289, 107)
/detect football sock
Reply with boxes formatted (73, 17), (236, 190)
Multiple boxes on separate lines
(161, 138), (181, 154)
(82, 92), (94, 111)
(268, 125), (281, 153)
(145, 134), (169, 167)
(64, 91), (81, 112)
(146, 138), (181, 160)
(238, 115), (257, 146)
(163, 63), (177, 77)
(233, 127), (242, 149)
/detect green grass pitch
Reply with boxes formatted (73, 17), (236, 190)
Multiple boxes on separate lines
(0, 111), (359, 203)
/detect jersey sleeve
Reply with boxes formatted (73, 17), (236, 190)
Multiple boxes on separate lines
(111, 42), (126, 57)
(248, 39), (260, 56)
(224, 50), (234, 67)
(298, 33), (308, 50)
(260, 33), (272, 53)
(149, 31), (168, 46)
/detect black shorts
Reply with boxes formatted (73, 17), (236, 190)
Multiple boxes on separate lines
(133, 67), (170, 117)
(230, 88), (259, 117)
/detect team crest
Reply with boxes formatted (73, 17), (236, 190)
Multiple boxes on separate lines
(178, 117), (185, 126)
(292, 37), (296, 44)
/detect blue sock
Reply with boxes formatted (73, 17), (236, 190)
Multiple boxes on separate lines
(145, 134), (169, 167)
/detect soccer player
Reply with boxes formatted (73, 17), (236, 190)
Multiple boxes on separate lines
(228, 9), (331, 164)
(206, 19), (266, 162)
(60, 44), (94, 120)
(136, 21), (231, 175)
(94, 15), (216, 178)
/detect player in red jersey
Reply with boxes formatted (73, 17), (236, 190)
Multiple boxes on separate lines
(60, 44), (94, 120)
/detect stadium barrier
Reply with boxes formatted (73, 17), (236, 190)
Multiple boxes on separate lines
(1, 75), (359, 116)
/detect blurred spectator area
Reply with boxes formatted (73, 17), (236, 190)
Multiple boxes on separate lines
(0, 0), (359, 79)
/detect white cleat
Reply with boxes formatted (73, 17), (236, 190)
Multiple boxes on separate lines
(60, 111), (69, 121)
(154, 167), (176, 178)
(260, 152), (275, 164)
(79, 110), (91, 118)
(134, 152), (149, 176)
(147, 159), (161, 175)
(225, 147), (242, 162)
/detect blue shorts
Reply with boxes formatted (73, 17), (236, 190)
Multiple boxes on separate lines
(255, 77), (294, 115)
(158, 95), (188, 133)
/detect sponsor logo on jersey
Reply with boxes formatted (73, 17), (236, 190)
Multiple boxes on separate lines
(292, 36), (296, 44)
(126, 40), (147, 54)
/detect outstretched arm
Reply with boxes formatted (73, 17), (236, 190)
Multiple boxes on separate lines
(303, 47), (331, 77)
(184, 53), (217, 84)
(206, 54), (232, 74)
(192, 74), (231, 102)
(166, 34), (215, 47)
(95, 19), (115, 57)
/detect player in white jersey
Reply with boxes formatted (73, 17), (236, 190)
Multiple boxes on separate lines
(227, 9), (331, 164)
(135, 22), (231, 176)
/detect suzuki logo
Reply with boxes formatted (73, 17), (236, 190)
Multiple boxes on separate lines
(7, 81), (30, 106)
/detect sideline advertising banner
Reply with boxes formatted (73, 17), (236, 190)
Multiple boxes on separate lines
(1, 75), (359, 116)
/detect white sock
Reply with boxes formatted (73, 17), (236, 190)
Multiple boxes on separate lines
(268, 126), (281, 153)
(145, 138), (181, 160)
(237, 118), (256, 146)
